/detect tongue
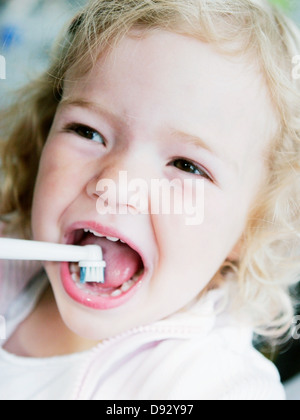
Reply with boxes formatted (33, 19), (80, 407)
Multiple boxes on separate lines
(80, 234), (143, 288)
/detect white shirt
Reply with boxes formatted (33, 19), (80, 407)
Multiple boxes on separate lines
(0, 271), (286, 400)
(284, 375), (300, 400)
(0, 346), (87, 400)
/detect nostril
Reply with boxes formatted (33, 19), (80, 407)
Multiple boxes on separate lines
(86, 176), (102, 200)
(92, 192), (100, 200)
(87, 173), (150, 215)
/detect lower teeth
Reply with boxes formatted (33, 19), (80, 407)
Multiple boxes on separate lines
(69, 264), (143, 297)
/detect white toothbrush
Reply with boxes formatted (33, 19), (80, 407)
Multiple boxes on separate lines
(0, 238), (106, 284)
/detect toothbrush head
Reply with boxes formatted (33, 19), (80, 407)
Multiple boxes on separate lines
(79, 261), (106, 284)
(78, 245), (106, 284)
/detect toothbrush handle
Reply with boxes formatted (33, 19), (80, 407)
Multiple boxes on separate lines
(0, 238), (92, 263)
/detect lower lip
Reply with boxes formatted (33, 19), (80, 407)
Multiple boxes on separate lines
(60, 262), (144, 310)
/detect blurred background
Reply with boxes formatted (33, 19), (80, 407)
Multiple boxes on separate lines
(0, 0), (299, 400)
(0, 0), (86, 108)
(0, 0), (300, 109)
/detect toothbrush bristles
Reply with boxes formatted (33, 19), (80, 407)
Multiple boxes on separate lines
(80, 267), (87, 284)
(79, 259), (106, 284)
(80, 267), (105, 284)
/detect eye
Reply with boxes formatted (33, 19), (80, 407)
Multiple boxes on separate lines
(170, 159), (212, 180)
(64, 123), (106, 145)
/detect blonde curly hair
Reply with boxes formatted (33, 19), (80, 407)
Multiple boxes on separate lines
(0, 0), (300, 338)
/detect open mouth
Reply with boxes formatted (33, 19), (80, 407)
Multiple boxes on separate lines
(61, 225), (146, 309)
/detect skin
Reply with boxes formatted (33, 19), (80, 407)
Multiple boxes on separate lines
(5, 30), (277, 357)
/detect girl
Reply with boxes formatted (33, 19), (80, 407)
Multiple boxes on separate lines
(0, 0), (299, 400)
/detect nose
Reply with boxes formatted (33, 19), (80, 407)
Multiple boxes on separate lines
(86, 165), (150, 216)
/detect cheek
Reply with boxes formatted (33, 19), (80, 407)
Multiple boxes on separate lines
(31, 138), (87, 240)
(155, 187), (249, 274)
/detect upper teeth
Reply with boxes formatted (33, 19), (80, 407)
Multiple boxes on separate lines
(84, 229), (123, 243)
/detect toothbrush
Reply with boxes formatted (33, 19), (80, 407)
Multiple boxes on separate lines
(0, 238), (106, 284)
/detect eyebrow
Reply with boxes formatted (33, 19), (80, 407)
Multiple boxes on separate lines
(173, 130), (218, 158)
(60, 98), (239, 175)
(172, 130), (239, 175)
(59, 98), (120, 123)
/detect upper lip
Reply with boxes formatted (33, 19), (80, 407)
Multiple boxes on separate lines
(63, 221), (154, 273)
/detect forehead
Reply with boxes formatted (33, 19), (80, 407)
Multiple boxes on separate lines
(63, 30), (277, 164)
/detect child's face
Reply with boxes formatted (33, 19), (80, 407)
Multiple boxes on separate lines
(32, 30), (276, 340)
